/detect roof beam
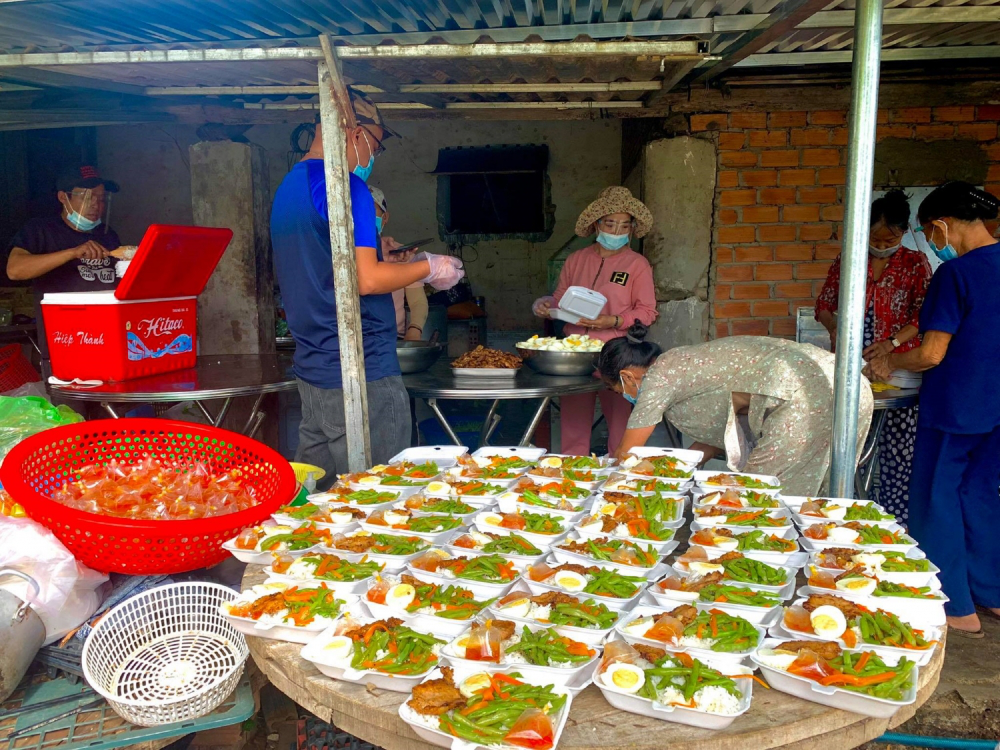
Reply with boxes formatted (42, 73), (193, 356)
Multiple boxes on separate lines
(692, 0), (837, 84)
(714, 6), (1000, 31)
(0, 66), (147, 95)
(733, 44), (1000, 67)
(245, 100), (645, 111)
(145, 81), (661, 96)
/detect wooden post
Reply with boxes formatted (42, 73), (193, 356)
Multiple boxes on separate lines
(317, 57), (372, 470)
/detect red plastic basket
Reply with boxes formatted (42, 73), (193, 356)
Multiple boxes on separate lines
(0, 419), (297, 575)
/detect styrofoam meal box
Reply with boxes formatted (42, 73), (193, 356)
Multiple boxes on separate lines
(587, 494), (687, 528)
(752, 637), (918, 718)
(41, 225), (232, 382)
(624, 446), (705, 465)
(308, 486), (415, 512)
(661, 563), (799, 600)
(636, 582), (784, 626)
(365, 593), (494, 640)
(472, 512), (570, 549)
(441, 622), (600, 691)
(398, 664), (573, 750)
(314, 538), (426, 572)
(269, 512), (361, 534)
(520, 565), (646, 612)
(693, 470), (782, 497)
(263, 563), (380, 597)
(348, 475), (442, 492)
(592, 645), (754, 730)
(551, 285), (606, 321)
(687, 527), (805, 568)
(795, 585), (948, 628)
(541, 454), (618, 473)
(358, 520), (465, 545)
(792, 510), (899, 531)
(423, 482), (516, 506)
(440, 529), (548, 569)
(471, 446), (547, 462)
(487, 585), (624, 647)
(509, 499), (588, 523)
(692, 490), (784, 511)
(522, 471), (607, 492)
(550, 536), (674, 575)
(889, 370), (922, 388)
(781, 495), (885, 513)
(601, 475), (692, 497)
(616, 605), (765, 665)
(768, 602), (942, 668)
(402, 504), (483, 527)
(573, 517), (679, 550)
(798, 527), (922, 555)
(807, 554), (942, 589)
(388, 445), (469, 467)
(403, 562), (516, 601)
(222, 591), (359, 644)
(221, 524), (326, 565)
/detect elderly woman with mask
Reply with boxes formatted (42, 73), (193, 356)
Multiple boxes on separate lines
(814, 189), (932, 522)
(532, 187), (658, 455)
(598, 323), (873, 496)
(867, 181), (1000, 637)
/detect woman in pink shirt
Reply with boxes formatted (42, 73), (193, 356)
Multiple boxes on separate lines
(533, 187), (658, 454)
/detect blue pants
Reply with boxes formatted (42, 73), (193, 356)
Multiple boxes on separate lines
(907, 422), (1000, 616)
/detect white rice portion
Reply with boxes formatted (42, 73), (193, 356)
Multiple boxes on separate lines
(399, 701), (442, 731)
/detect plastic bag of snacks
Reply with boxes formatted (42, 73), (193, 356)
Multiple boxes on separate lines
(0, 396), (82, 463)
(0, 488), (24, 517)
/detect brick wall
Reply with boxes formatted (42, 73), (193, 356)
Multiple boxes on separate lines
(694, 106), (1000, 339)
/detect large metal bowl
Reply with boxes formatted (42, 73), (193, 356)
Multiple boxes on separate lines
(516, 347), (598, 376)
(397, 341), (444, 374)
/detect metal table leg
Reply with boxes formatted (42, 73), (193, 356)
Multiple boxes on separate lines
(855, 410), (888, 499)
(212, 397), (233, 428)
(194, 400), (216, 425)
(240, 393), (266, 436)
(519, 397), (551, 447)
(101, 402), (121, 418)
(478, 400), (501, 448)
(427, 398), (463, 446)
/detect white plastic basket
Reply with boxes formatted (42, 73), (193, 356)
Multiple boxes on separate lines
(82, 582), (248, 727)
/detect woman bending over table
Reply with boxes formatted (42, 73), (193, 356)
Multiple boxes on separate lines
(600, 323), (873, 496)
(867, 181), (1000, 637)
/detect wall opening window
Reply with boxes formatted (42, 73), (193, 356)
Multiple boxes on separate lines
(434, 144), (554, 244)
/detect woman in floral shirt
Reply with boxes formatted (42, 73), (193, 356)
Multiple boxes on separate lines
(815, 190), (932, 521)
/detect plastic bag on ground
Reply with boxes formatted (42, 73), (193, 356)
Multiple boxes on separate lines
(0, 395), (83, 463)
(0, 517), (108, 644)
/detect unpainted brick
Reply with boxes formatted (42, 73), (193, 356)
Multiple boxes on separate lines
(790, 129), (831, 146)
(915, 125), (957, 141)
(769, 112), (808, 128)
(734, 246), (774, 262)
(731, 283), (772, 300)
(719, 132), (748, 150)
(717, 263), (754, 282)
(718, 171), (739, 188)
(753, 301), (790, 317)
(758, 225), (797, 242)
(721, 151), (759, 167)
(774, 245), (814, 261)
(802, 149), (840, 167)
(957, 123), (998, 142)
(815, 242), (842, 260)
(714, 284), (733, 301)
(731, 112), (768, 129)
(749, 131), (788, 147)
(714, 302), (752, 319)
(774, 281), (814, 298)
(719, 209), (739, 224)
(779, 169), (817, 186)
(755, 263), (794, 281)
(743, 206), (780, 223)
(691, 113), (728, 131)
(810, 111), (846, 126)
(720, 190), (756, 207)
(759, 188), (798, 205)
(891, 107), (932, 124)
(760, 151), (800, 168)
(978, 105), (1000, 121)
(799, 187), (838, 204)
(933, 106), (975, 122)
(732, 319), (771, 336)
(718, 226), (756, 243)
(783, 205), (821, 222)
(818, 168), (846, 185)
(741, 170), (779, 187)
(801, 224), (834, 241)
(771, 317), (798, 336)
(715, 322), (731, 338)
(796, 261), (834, 279)
(877, 125), (914, 141)
(821, 205), (844, 222)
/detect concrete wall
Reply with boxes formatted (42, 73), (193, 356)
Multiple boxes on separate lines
(97, 118), (621, 331)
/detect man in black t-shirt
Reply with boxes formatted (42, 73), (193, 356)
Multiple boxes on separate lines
(6, 166), (123, 369)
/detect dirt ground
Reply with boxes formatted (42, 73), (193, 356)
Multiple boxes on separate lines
(865, 610), (1000, 747)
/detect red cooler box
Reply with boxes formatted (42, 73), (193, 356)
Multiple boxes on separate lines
(41, 225), (233, 382)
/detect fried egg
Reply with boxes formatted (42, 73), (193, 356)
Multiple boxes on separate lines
(459, 673), (493, 700)
(601, 663), (645, 694)
(425, 481), (453, 496)
(835, 576), (877, 596)
(496, 597), (532, 619)
(826, 526), (861, 544)
(809, 605), (848, 639)
(621, 616), (654, 636)
(754, 647), (798, 671)
(552, 570), (588, 593)
(822, 504), (847, 521)
(322, 635), (354, 662)
(539, 456), (563, 469)
(385, 583), (416, 610)
(689, 561), (725, 575)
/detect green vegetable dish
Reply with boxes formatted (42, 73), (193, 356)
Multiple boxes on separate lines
(504, 626), (596, 666)
(697, 584), (781, 608)
(683, 610), (760, 653)
(719, 556), (788, 586)
(342, 490), (399, 505)
(418, 498), (476, 515)
(636, 651), (742, 704)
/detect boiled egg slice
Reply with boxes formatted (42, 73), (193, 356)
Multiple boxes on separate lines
(369, 465), (389, 474)
(822, 505), (847, 521)
(472, 456), (492, 468)
(809, 605), (848, 639)
(601, 663), (645, 694)
(552, 570), (588, 593)
(497, 597), (532, 619)
(323, 635), (354, 662)
(597, 502), (617, 516)
(835, 576), (877, 596)
(383, 510), (410, 526)
(539, 456), (563, 469)
(357, 475), (382, 486)
(496, 492), (519, 513)
(712, 536), (740, 551)
(622, 616), (654, 636)
(826, 526), (861, 544)
(479, 512), (504, 527)
(622, 455), (641, 469)
(451, 635), (472, 659)
(385, 583), (416, 610)
(459, 673), (493, 700)
(328, 511), (355, 525)
(852, 552), (887, 572)
(468, 530), (493, 546)
(425, 481), (453, 495)
(689, 561), (725, 575)
(755, 647), (798, 672)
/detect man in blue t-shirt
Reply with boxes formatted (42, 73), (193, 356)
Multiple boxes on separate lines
(270, 90), (463, 485)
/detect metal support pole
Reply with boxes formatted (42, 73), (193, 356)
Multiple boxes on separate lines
(829, 0), (883, 497)
(317, 58), (372, 471)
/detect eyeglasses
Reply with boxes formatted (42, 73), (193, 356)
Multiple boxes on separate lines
(598, 218), (634, 233)
(361, 127), (386, 158)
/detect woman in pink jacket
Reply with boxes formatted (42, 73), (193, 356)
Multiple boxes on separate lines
(533, 187), (658, 455)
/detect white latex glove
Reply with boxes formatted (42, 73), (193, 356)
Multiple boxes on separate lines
(418, 252), (465, 290)
(532, 295), (556, 317)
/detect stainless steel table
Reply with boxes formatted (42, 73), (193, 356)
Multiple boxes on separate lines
(856, 388), (919, 499)
(402, 361), (605, 447)
(48, 353), (298, 436)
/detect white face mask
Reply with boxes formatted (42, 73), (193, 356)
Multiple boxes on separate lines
(868, 242), (901, 259)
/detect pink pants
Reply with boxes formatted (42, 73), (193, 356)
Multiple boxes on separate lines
(559, 388), (634, 456)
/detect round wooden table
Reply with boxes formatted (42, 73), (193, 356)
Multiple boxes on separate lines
(242, 566), (943, 750)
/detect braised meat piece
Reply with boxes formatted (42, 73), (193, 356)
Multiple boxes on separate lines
(601, 492), (636, 505)
(331, 535), (374, 553)
(715, 551), (745, 563)
(530, 591), (581, 607)
(774, 640), (843, 660)
(327, 505), (365, 519)
(633, 644), (667, 664)
(451, 346), (522, 369)
(802, 594), (868, 619)
(342, 618), (404, 641)
(407, 666), (466, 716)
(683, 571), (724, 591)
(550, 563), (595, 577)
(491, 619), (517, 641)
(668, 604), (699, 626)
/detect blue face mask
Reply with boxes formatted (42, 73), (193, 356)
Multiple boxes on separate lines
(926, 223), (958, 262)
(375, 215), (384, 235)
(351, 137), (375, 183)
(620, 374), (640, 405)
(66, 209), (101, 232)
(597, 231), (630, 251)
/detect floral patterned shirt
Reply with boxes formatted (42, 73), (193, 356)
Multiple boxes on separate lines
(814, 247), (932, 353)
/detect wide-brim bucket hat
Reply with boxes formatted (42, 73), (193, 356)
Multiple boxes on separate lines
(575, 186), (653, 238)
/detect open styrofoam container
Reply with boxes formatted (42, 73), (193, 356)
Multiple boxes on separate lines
(299, 602), (442, 692)
(615, 604), (764, 665)
(781, 495), (885, 513)
(688, 527), (806, 568)
(389, 445), (469, 467)
(798, 528), (922, 556)
(473, 513), (570, 549)
(270, 513), (361, 534)
(586, 495), (686, 528)
(795, 585), (947, 628)
(404, 563), (516, 601)
(365, 596), (492, 640)
(807, 555), (941, 589)
(399, 664), (574, 750)
(693, 470), (782, 497)
(441, 622), (599, 691)
(693, 490), (784, 510)
(263, 568), (379, 597)
(768, 602), (942, 667)
(601, 475), (692, 496)
(316, 540), (426, 572)
(440, 530), (549, 569)
(472, 446), (547, 462)
(221, 524), (326, 565)
(663, 563), (799, 599)
(523, 471), (608, 492)
(624, 446), (705, 465)
(551, 538), (673, 576)
(222, 592), (359, 644)
(521, 568), (645, 612)
(424, 478), (516, 501)
(752, 637), (918, 718)
(348, 474), (442, 492)
(309, 487), (414, 513)
(358, 520), (465, 545)
(593, 645), (754, 730)
(488, 583), (623, 646)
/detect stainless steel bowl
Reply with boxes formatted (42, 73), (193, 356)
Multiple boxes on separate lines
(516, 347), (598, 376)
(397, 341), (444, 374)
